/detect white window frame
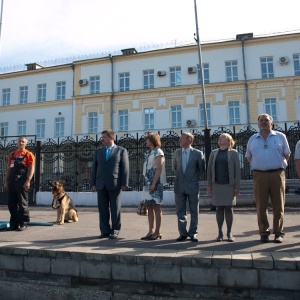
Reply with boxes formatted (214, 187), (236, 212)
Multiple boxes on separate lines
(260, 57), (274, 79)
(171, 105), (182, 128)
(56, 81), (66, 100)
(118, 109), (129, 131)
(228, 101), (241, 124)
(17, 121), (26, 136)
(170, 67), (181, 87)
(225, 61), (238, 82)
(0, 122), (8, 136)
(143, 70), (154, 89)
(90, 76), (100, 94)
(264, 98), (278, 121)
(88, 112), (98, 134)
(55, 117), (65, 137)
(119, 73), (130, 92)
(37, 84), (46, 102)
(36, 119), (45, 138)
(200, 103), (211, 126)
(19, 86), (28, 104)
(2, 88), (10, 106)
(144, 108), (154, 130)
(197, 63), (210, 84)
(293, 54), (300, 76)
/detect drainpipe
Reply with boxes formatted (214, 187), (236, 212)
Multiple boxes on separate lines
(71, 63), (75, 137)
(109, 54), (114, 130)
(236, 33), (253, 128)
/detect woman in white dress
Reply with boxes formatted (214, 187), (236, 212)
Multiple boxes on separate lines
(141, 133), (166, 240)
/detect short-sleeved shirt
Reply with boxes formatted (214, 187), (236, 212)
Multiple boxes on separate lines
(7, 149), (35, 169)
(295, 140), (300, 160)
(245, 130), (290, 170)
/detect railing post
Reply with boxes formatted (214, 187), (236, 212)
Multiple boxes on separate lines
(34, 140), (42, 199)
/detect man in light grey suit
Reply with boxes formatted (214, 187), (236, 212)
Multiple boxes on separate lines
(173, 132), (205, 242)
(91, 129), (129, 239)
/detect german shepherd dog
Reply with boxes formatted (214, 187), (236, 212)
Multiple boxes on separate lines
(50, 180), (78, 225)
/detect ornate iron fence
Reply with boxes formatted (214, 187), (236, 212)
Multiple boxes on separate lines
(1, 123), (300, 194)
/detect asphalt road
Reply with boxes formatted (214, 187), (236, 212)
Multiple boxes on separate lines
(1, 205), (299, 254)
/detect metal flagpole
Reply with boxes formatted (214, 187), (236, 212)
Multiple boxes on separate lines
(193, 0), (211, 165)
(0, 0), (4, 53)
(194, 0), (207, 129)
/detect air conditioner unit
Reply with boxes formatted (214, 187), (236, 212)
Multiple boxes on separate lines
(157, 71), (166, 77)
(279, 56), (289, 64)
(186, 119), (196, 126)
(188, 67), (197, 74)
(79, 79), (88, 86)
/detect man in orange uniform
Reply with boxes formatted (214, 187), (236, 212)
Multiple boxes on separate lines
(4, 136), (35, 231)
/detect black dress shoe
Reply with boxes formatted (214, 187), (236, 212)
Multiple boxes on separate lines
(17, 225), (27, 231)
(6, 226), (19, 231)
(260, 235), (269, 243)
(99, 233), (110, 239)
(176, 235), (187, 242)
(109, 233), (118, 239)
(190, 235), (198, 242)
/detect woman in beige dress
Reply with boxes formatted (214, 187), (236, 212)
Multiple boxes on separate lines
(206, 133), (241, 242)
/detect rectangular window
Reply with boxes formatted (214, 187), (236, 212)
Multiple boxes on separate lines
(37, 84), (47, 102)
(293, 54), (300, 76)
(55, 117), (65, 137)
(171, 105), (182, 128)
(200, 103), (211, 126)
(19, 86), (28, 104)
(90, 76), (100, 94)
(2, 88), (10, 106)
(228, 101), (240, 124)
(0, 122), (8, 136)
(264, 98), (277, 121)
(170, 67), (181, 87)
(56, 81), (66, 100)
(119, 109), (129, 131)
(197, 63), (210, 84)
(119, 73), (130, 92)
(36, 119), (45, 138)
(143, 70), (154, 89)
(225, 61), (238, 82)
(88, 112), (98, 134)
(17, 121), (26, 136)
(144, 108), (154, 129)
(260, 57), (274, 79)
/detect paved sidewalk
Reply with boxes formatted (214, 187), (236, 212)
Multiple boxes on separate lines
(0, 205), (299, 253)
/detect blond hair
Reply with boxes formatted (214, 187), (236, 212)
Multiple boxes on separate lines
(220, 133), (235, 149)
(182, 132), (194, 144)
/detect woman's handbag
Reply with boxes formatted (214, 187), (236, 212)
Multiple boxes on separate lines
(137, 201), (148, 216)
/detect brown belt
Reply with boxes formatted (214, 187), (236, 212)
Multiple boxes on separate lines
(253, 168), (283, 173)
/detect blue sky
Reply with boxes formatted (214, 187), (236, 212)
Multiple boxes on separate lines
(0, 0), (299, 67)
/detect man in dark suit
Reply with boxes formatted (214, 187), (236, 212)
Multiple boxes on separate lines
(91, 129), (129, 239)
(173, 132), (205, 242)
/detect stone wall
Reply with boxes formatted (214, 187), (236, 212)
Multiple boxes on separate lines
(1, 246), (300, 299)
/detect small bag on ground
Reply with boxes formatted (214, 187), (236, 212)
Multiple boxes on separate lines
(137, 201), (148, 216)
